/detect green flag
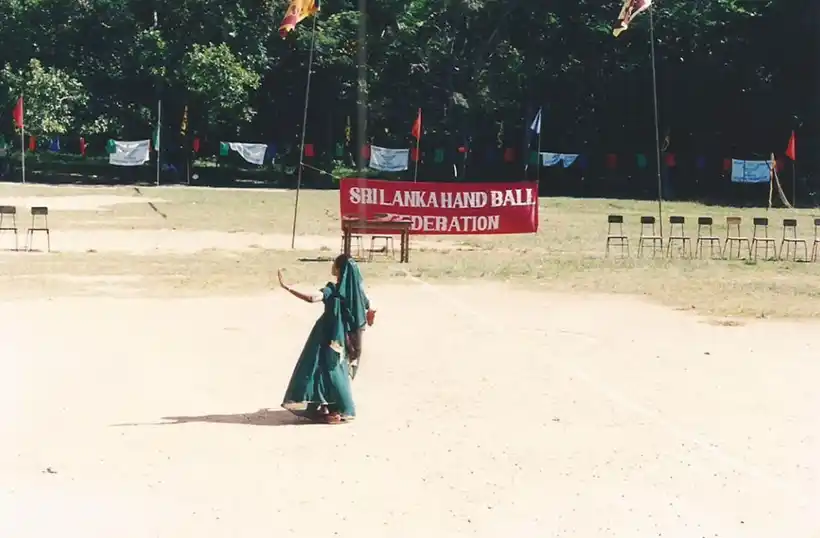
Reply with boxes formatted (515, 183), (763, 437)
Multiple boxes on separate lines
(335, 142), (344, 158)
(152, 125), (160, 152)
(219, 142), (229, 156)
(636, 153), (648, 169)
(434, 148), (444, 163)
(106, 139), (116, 154)
(529, 151), (539, 165)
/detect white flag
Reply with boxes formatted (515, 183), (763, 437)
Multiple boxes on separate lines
(530, 108), (542, 135)
(109, 140), (150, 166)
(369, 145), (409, 172)
(227, 142), (267, 165)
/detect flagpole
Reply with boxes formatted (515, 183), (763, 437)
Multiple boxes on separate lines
(156, 99), (161, 186)
(792, 161), (796, 207)
(290, 13), (319, 249)
(20, 96), (25, 185)
(413, 109), (420, 182)
(536, 123), (542, 184)
(649, 5), (663, 237)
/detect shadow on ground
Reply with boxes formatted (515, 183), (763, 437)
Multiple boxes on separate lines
(112, 408), (317, 427)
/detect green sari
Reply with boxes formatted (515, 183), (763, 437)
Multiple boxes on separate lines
(281, 259), (368, 419)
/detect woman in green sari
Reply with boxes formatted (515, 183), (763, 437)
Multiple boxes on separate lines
(278, 254), (373, 424)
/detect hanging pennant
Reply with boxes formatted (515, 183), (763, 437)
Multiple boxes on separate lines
(79, 137), (87, 156)
(722, 158), (731, 172)
(335, 142), (344, 158)
(192, 137), (201, 153)
(605, 153), (618, 169)
(361, 144), (371, 160)
(219, 142), (229, 156)
(695, 156), (706, 170)
(529, 151), (539, 165)
(303, 143), (315, 157)
(664, 153), (676, 167)
(265, 144), (277, 164)
(106, 139), (116, 154)
(636, 154), (648, 169)
(503, 148), (515, 163)
(28, 136), (37, 152)
(48, 137), (60, 152)
(433, 148), (445, 163)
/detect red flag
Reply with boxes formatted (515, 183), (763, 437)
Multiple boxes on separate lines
(79, 137), (87, 156)
(12, 97), (23, 129)
(411, 108), (422, 140)
(605, 153), (618, 169)
(303, 143), (315, 157)
(410, 147), (419, 162)
(192, 137), (201, 153)
(28, 135), (36, 152)
(785, 131), (796, 160)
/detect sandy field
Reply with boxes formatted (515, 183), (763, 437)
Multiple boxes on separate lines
(1, 184), (818, 537)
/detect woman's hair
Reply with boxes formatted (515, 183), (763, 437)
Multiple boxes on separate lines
(334, 254), (351, 275)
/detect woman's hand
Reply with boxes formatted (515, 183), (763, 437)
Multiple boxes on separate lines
(277, 269), (288, 290)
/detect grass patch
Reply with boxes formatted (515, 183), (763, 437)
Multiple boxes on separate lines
(1, 182), (818, 317)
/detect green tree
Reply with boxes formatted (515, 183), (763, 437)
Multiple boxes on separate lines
(1, 58), (89, 135)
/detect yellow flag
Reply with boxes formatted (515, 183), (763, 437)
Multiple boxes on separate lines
(345, 116), (351, 145)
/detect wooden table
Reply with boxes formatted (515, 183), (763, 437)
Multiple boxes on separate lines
(342, 218), (411, 263)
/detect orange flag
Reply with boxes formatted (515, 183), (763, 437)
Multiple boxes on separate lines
(279, 0), (319, 38)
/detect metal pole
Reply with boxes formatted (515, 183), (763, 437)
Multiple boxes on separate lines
(20, 97), (25, 185)
(413, 109), (421, 182)
(649, 6), (663, 237)
(290, 14), (319, 249)
(536, 126), (542, 184)
(792, 161), (797, 207)
(156, 99), (161, 186)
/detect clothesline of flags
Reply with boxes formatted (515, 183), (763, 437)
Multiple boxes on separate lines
(0, 131), (799, 175)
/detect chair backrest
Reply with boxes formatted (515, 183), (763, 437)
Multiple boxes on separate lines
(0, 205), (16, 215)
(607, 214), (623, 224)
(31, 206), (48, 216)
(640, 216), (655, 225)
(783, 218), (797, 228)
(698, 216), (712, 226)
(726, 216), (741, 226)
(753, 217), (769, 226)
(669, 215), (685, 224)
(814, 217), (820, 227)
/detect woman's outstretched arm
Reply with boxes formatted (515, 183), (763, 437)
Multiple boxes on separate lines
(278, 269), (323, 303)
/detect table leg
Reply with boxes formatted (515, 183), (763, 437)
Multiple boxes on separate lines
(343, 229), (351, 257)
(403, 231), (410, 263)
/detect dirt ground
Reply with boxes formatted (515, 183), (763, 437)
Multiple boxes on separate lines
(1, 184), (818, 537)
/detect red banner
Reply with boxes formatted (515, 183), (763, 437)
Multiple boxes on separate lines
(339, 178), (539, 235)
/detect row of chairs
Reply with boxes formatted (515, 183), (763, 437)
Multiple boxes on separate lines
(0, 205), (51, 252)
(606, 215), (820, 261)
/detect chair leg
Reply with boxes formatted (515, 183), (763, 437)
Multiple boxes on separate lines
(46, 230), (51, 252)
